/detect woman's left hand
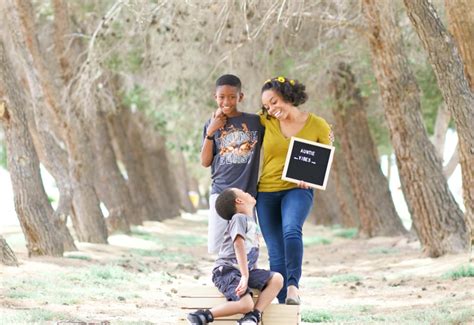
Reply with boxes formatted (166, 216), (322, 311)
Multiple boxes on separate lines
(297, 180), (311, 189)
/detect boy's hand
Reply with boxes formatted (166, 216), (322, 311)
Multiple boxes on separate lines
(207, 108), (227, 135)
(235, 275), (248, 296)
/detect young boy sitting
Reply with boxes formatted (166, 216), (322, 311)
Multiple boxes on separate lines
(187, 188), (283, 325)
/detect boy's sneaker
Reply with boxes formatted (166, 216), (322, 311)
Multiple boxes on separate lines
(237, 310), (261, 325)
(187, 309), (213, 325)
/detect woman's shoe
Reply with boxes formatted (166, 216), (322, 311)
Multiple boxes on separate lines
(285, 296), (301, 305)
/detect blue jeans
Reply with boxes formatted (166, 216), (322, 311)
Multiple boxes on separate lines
(256, 188), (314, 303)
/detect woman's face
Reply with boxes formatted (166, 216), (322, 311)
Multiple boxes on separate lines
(261, 89), (290, 120)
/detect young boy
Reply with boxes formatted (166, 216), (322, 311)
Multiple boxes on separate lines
(201, 74), (264, 254)
(187, 188), (283, 325)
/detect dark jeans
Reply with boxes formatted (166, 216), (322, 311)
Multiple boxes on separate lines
(256, 188), (314, 303)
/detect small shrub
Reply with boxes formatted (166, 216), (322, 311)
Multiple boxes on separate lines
(442, 264), (474, 280)
(303, 236), (332, 246)
(301, 309), (333, 323)
(65, 254), (92, 261)
(333, 228), (357, 239)
(331, 274), (362, 283)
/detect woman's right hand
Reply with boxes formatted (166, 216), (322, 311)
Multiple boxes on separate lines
(207, 108), (227, 136)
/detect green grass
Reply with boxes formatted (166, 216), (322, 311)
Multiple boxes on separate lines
(4, 264), (172, 306)
(333, 228), (357, 239)
(303, 236), (332, 246)
(130, 248), (194, 262)
(442, 264), (474, 280)
(368, 246), (400, 255)
(64, 253), (92, 261)
(301, 309), (334, 322)
(330, 274), (362, 283)
(130, 229), (206, 248)
(0, 308), (73, 323)
(300, 305), (474, 324)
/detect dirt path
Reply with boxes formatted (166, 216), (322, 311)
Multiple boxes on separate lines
(1, 211), (473, 324)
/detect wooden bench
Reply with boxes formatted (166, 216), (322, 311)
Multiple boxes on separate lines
(177, 286), (300, 325)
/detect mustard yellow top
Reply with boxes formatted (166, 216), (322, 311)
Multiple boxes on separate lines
(258, 112), (331, 192)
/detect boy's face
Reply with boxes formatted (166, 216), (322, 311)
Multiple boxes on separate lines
(232, 188), (256, 207)
(215, 85), (243, 116)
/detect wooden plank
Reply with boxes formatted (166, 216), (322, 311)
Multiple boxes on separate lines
(177, 286), (300, 324)
(179, 305), (300, 321)
(178, 320), (239, 325)
(178, 317), (297, 325)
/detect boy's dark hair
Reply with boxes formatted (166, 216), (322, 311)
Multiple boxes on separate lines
(216, 74), (242, 91)
(261, 77), (308, 108)
(215, 188), (237, 221)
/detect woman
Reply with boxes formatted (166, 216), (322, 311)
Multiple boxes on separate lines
(257, 76), (332, 304)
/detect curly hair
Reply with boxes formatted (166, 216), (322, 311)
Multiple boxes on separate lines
(215, 188), (237, 221)
(261, 76), (308, 107)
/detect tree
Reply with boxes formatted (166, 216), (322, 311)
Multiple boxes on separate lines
(0, 40), (64, 256)
(0, 235), (18, 266)
(404, 0), (474, 240)
(362, 0), (469, 256)
(6, 0), (109, 243)
(329, 62), (406, 237)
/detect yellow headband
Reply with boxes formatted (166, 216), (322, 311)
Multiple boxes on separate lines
(265, 76), (296, 85)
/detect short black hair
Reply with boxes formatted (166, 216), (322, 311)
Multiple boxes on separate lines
(215, 188), (237, 221)
(216, 74), (242, 91)
(261, 77), (307, 107)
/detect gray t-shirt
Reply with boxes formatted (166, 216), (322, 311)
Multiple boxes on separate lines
(203, 112), (264, 197)
(214, 213), (259, 270)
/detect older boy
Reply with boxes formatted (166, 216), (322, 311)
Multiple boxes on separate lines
(201, 74), (264, 254)
(187, 188), (283, 325)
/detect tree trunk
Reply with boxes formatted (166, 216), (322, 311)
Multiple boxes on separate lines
(312, 176), (341, 226)
(406, 0), (474, 240)
(6, 0), (109, 243)
(0, 235), (18, 266)
(27, 112), (77, 251)
(128, 113), (180, 220)
(0, 41), (64, 257)
(332, 150), (359, 228)
(363, 0), (469, 256)
(172, 151), (197, 213)
(94, 110), (133, 231)
(444, 0), (474, 89)
(329, 62), (406, 237)
(107, 110), (158, 222)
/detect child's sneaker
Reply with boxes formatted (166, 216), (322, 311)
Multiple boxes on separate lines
(187, 309), (213, 325)
(237, 310), (261, 325)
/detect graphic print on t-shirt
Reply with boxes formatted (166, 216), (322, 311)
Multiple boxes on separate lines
(217, 123), (258, 165)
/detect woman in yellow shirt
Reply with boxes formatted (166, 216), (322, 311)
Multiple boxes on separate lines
(257, 76), (332, 305)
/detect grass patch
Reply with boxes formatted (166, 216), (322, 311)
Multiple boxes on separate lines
(130, 249), (194, 262)
(0, 308), (72, 323)
(4, 264), (172, 305)
(301, 309), (334, 323)
(331, 274), (362, 283)
(130, 229), (206, 248)
(301, 305), (474, 324)
(333, 228), (357, 239)
(442, 264), (474, 280)
(303, 236), (332, 246)
(64, 254), (92, 261)
(368, 246), (400, 255)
